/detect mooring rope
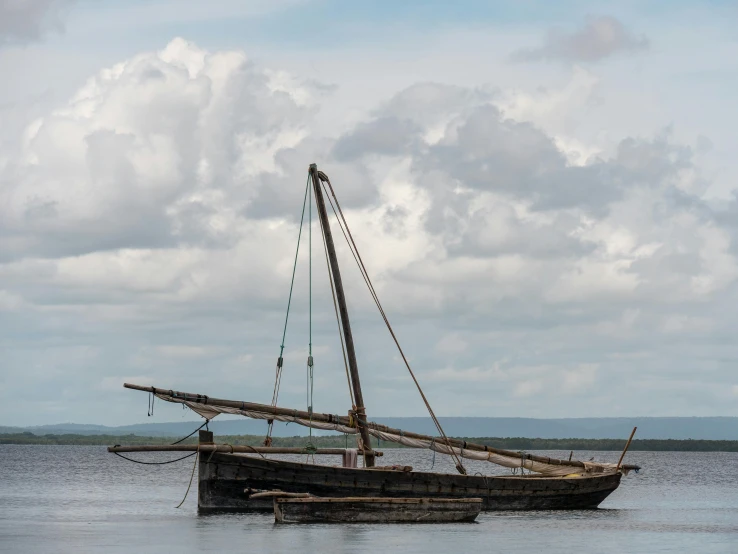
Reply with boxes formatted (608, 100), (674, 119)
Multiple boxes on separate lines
(176, 446), (199, 509)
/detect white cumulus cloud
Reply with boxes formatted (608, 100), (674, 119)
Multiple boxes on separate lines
(1, 38), (737, 424)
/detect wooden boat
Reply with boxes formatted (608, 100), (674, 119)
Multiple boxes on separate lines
(197, 433), (623, 512)
(273, 497), (482, 524)
(113, 164), (640, 512)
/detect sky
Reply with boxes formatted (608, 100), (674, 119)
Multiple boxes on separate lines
(1, 0), (738, 426)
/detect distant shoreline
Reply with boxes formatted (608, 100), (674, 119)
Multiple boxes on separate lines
(2, 432), (737, 451)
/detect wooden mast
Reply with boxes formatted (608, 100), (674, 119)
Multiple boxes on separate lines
(309, 163), (375, 467)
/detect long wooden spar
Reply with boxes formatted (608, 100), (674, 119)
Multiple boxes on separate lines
(310, 163), (375, 467)
(123, 383), (639, 471)
(108, 444), (382, 456)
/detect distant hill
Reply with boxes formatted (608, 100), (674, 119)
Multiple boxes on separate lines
(5, 417), (738, 440)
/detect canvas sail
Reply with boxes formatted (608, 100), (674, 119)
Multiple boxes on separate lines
(141, 385), (621, 477)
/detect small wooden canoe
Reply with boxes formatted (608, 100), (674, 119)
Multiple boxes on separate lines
(273, 497), (482, 524)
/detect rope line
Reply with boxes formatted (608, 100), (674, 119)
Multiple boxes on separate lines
(239, 444), (268, 460)
(317, 171), (466, 474)
(266, 174), (311, 444)
(317, 195), (355, 408)
(169, 421), (209, 445)
(112, 451), (197, 465)
(309, 169), (312, 363)
(175, 446), (199, 508)
(306, 179), (315, 456)
(316, 189), (362, 462)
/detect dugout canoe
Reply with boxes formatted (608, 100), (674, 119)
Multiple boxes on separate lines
(273, 497), (482, 523)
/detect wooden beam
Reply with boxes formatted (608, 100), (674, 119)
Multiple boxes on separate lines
(309, 164), (375, 467)
(123, 382), (639, 471)
(108, 444), (382, 456)
(616, 426), (637, 470)
(124, 382), (342, 424)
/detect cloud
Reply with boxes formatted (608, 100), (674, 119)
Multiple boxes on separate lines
(0, 0), (74, 45)
(511, 16), (649, 63)
(330, 82), (737, 341)
(429, 363), (598, 398)
(1, 39), (738, 424)
(0, 38), (326, 261)
(332, 117), (421, 162)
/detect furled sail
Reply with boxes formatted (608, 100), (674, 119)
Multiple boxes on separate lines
(128, 383), (627, 477)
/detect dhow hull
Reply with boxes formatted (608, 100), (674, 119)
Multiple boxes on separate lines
(197, 452), (622, 512)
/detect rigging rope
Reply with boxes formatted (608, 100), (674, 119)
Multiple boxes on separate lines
(112, 451), (197, 465)
(265, 174), (312, 445)
(316, 194), (364, 461)
(169, 421), (209, 445)
(114, 418), (208, 466)
(317, 196), (355, 409)
(306, 169), (315, 455)
(317, 171), (467, 474)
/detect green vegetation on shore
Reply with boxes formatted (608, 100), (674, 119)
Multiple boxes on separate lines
(2, 432), (738, 451)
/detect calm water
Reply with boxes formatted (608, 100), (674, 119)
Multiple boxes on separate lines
(0, 446), (736, 553)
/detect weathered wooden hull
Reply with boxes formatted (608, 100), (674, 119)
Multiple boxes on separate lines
(198, 452), (622, 512)
(274, 497), (482, 523)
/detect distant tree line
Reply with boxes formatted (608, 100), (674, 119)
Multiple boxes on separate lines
(2, 432), (738, 451)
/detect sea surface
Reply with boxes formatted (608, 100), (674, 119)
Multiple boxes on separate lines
(0, 445), (736, 553)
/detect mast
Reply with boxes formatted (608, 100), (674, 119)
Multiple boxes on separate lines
(309, 163), (375, 467)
